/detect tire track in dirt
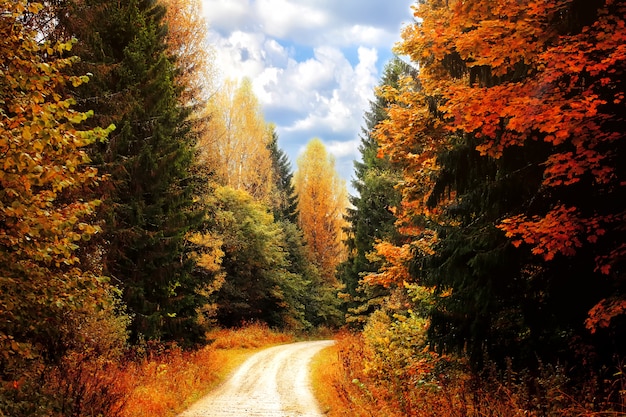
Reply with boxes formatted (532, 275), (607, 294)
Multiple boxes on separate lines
(179, 340), (334, 417)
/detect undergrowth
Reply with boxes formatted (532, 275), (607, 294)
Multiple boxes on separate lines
(40, 322), (291, 417)
(205, 322), (293, 349)
(320, 330), (626, 417)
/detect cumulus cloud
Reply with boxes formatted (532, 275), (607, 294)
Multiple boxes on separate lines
(278, 46), (378, 141)
(200, 0), (414, 191)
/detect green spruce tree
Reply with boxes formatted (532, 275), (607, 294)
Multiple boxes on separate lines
(55, 0), (205, 344)
(338, 58), (408, 326)
(267, 127), (299, 223)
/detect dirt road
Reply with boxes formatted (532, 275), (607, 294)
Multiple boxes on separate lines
(180, 340), (334, 417)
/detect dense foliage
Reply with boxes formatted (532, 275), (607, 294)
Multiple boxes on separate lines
(294, 139), (349, 285)
(0, 1), (125, 414)
(52, 0), (206, 344)
(0, 0), (342, 415)
(338, 0), (625, 414)
(338, 58), (409, 326)
(3, 0), (625, 414)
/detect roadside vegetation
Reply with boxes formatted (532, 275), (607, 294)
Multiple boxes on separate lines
(313, 330), (626, 417)
(84, 323), (293, 417)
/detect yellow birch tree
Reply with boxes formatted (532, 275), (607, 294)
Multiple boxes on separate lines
(199, 78), (274, 202)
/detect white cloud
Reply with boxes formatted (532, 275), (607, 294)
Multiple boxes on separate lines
(202, 0), (412, 48)
(327, 139), (361, 159)
(210, 31), (267, 81)
(255, 0), (329, 39)
(278, 46), (377, 141)
(199, 0), (413, 191)
(201, 0), (253, 33)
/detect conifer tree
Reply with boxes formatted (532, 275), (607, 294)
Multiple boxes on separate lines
(268, 130), (343, 328)
(294, 139), (349, 284)
(338, 58), (408, 325)
(54, 0), (205, 344)
(268, 127), (298, 223)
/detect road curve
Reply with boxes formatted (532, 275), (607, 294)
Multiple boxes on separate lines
(179, 340), (335, 417)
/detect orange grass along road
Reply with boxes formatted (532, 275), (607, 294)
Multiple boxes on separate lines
(179, 340), (335, 417)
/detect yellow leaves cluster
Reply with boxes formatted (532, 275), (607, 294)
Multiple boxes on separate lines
(293, 139), (348, 283)
(162, 0), (216, 105)
(199, 78), (274, 203)
(0, 0), (113, 267)
(187, 231), (224, 273)
(362, 309), (441, 390)
(365, 242), (413, 288)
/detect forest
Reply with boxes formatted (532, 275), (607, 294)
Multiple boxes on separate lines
(1, 0), (625, 416)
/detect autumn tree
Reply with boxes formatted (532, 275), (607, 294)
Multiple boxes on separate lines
(270, 131), (343, 327)
(199, 78), (274, 202)
(162, 0), (216, 106)
(380, 0), (626, 373)
(204, 186), (299, 327)
(0, 1), (125, 413)
(193, 179), (340, 330)
(293, 139), (348, 284)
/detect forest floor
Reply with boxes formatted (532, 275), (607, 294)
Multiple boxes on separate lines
(178, 340), (334, 417)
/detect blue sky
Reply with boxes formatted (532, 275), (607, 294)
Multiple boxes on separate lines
(200, 0), (415, 193)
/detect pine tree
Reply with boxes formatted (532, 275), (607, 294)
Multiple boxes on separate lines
(267, 127), (298, 223)
(54, 0), (205, 344)
(338, 58), (407, 326)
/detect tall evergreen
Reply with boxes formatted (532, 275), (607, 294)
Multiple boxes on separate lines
(338, 58), (408, 325)
(422, 134), (550, 366)
(56, 0), (205, 344)
(267, 128), (299, 223)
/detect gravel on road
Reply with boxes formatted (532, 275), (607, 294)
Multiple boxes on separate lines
(179, 340), (335, 417)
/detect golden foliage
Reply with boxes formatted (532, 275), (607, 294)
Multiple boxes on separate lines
(0, 0), (114, 367)
(293, 139), (349, 283)
(199, 79), (274, 202)
(162, 0), (216, 105)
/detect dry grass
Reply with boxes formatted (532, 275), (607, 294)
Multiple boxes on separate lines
(309, 344), (339, 416)
(314, 331), (626, 417)
(309, 332), (387, 417)
(206, 322), (294, 349)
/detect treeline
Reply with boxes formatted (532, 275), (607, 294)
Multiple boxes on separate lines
(338, 0), (625, 415)
(0, 0), (346, 415)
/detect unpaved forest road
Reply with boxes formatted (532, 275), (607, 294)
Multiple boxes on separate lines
(179, 340), (335, 417)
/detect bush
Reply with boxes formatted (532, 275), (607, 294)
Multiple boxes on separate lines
(327, 308), (626, 417)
